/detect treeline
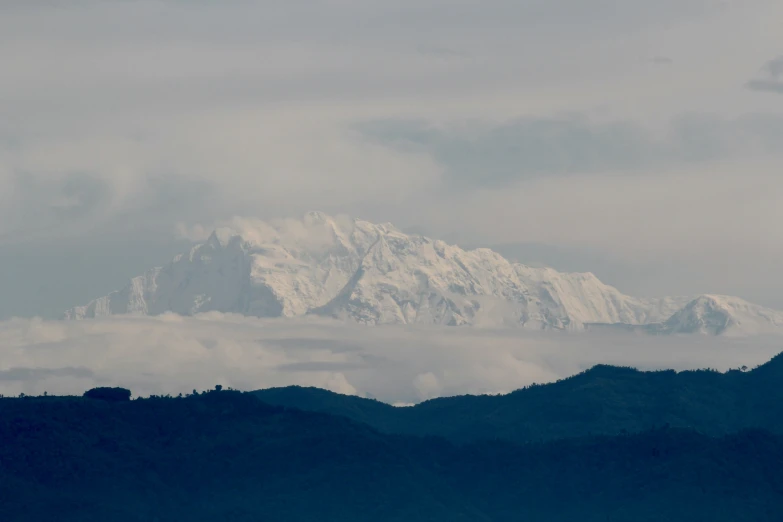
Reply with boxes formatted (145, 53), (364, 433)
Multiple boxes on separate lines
(253, 352), (783, 443)
(2, 387), (783, 521)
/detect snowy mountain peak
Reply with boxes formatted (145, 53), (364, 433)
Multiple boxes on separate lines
(653, 295), (783, 336)
(63, 213), (783, 335)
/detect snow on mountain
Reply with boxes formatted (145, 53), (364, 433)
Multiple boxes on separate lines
(587, 295), (783, 336)
(63, 212), (782, 335)
(648, 295), (783, 336)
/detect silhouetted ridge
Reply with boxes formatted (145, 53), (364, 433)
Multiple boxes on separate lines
(83, 387), (131, 402)
(752, 351), (783, 374)
(580, 363), (642, 377)
(3, 390), (783, 521)
(254, 351), (783, 443)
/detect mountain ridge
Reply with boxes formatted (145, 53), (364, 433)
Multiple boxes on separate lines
(63, 212), (783, 335)
(252, 351), (783, 444)
(5, 388), (783, 521)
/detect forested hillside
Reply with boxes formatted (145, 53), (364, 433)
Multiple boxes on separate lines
(254, 353), (783, 443)
(3, 381), (783, 521)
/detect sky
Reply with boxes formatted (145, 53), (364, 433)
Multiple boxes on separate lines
(0, 1), (782, 315)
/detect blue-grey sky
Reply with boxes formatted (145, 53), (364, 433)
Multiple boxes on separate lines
(1, 0), (783, 318)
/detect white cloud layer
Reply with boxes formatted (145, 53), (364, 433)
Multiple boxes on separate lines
(1, 314), (779, 403)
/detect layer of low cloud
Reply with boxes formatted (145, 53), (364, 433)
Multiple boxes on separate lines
(1, 314), (780, 403)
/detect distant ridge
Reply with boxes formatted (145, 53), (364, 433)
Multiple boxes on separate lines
(4, 381), (783, 521)
(253, 351), (783, 443)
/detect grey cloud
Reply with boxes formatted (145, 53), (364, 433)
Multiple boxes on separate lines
(0, 166), (217, 245)
(358, 117), (654, 187)
(650, 56), (673, 65)
(262, 338), (366, 354)
(0, 366), (94, 382)
(276, 361), (370, 373)
(120, 176), (219, 230)
(747, 80), (783, 94)
(0, 0), (719, 31)
(747, 56), (783, 94)
(358, 113), (783, 187)
(1, 172), (113, 241)
(415, 44), (469, 60)
(15, 171), (110, 217)
(323, 0), (719, 39)
(763, 56), (783, 79)
(54, 173), (112, 219)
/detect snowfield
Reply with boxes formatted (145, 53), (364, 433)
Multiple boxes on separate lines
(64, 212), (783, 336)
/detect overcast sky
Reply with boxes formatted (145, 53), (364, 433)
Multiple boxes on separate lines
(1, 0), (783, 319)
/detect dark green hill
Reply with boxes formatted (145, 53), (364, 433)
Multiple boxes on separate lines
(253, 352), (783, 443)
(0, 390), (479, 522)
(3, 389), (783, 521)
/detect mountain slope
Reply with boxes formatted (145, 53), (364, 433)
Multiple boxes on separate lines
(586, 295), (783, 336)
(4, 389), (783, 521)
(253, 352), (783, 444)
(651, 294), (783, 335)
(63, 212), (782, 334)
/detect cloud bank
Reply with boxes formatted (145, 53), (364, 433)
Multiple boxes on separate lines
(1, 314), (779, 404)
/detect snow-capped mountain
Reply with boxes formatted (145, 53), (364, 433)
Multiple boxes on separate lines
(585, 294), (783, 336)
(648, 295), (783, 336)
(63, 212), (783, 335)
